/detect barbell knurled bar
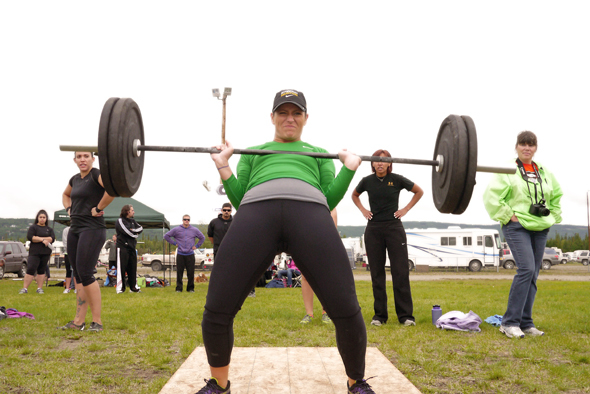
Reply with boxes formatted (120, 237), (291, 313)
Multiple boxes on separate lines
(59, 143), (514, 175)
(58, 97), (516, 214)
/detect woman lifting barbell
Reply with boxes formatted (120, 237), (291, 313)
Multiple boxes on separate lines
(197, 89), (377, 394)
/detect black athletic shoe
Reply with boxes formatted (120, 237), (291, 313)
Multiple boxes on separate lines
(348, 377), (376, 393)
(87, 322), (103, 332)
(57, 321), (85, 331)
(195, 378), (231, 393)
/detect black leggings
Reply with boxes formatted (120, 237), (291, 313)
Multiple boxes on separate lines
(201, 200), (367, 380)
(67, 228), (106, 287)
(26, 254), (50, 276)
(64, 254), (72, 278)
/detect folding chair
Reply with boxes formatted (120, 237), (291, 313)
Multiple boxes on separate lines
(291, 271), (302, 288)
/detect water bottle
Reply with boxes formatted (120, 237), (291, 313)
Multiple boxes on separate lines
(432, 305), (442, 325)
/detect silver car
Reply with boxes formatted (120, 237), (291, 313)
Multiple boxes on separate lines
(501, 247), (560, 270)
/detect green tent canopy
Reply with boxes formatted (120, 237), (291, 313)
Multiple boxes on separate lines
(53, 197), (170, 230)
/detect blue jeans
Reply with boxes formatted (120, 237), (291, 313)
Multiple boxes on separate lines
(277, 268), (300, 287)
(501, 221), (549, 329)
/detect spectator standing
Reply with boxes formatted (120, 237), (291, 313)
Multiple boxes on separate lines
(104, 235), (117, 269)
(484, 131), (562, 338)
(115, 204), (144, 293)
(352, 149), (424, 327)
(20, 210), (55, 294)
(59, 151), (114, 332)
(62, 226), (75, 293)
(164, 215), (205, 293)
(207, 203), (233, 257)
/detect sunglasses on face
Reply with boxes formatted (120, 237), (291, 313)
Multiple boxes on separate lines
(183, 219), (190, 221)
(222, 209), (231, 212)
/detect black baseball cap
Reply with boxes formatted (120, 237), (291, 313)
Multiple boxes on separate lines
(272, 89), (307, 113)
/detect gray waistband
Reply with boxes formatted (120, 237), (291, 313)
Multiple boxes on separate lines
(240, 178), (328, 209)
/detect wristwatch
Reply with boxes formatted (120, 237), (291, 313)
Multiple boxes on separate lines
(95, 207), (103, 213)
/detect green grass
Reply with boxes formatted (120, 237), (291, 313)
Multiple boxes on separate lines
(1, 277), (589, 393)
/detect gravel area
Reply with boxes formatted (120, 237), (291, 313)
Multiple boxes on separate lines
(352, 263), (590, 281)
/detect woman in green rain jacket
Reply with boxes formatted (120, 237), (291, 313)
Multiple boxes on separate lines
(484, 131), (562, 339)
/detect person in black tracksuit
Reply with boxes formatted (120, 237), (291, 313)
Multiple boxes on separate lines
(115, 204), (143, 293)
(207, 203), (233, 258)
(352, 149), (424, 327)
(60, 151), (114, 332)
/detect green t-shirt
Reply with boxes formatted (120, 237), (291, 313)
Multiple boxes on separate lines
(222, 140), (355, 210)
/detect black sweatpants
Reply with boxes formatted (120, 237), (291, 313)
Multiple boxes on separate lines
(201, 200), (367, 380)
(116, 246), (139, 293)
(176, 254), (195, 292)
(67, 228), (106, 287)
(365, 220), (414, 324)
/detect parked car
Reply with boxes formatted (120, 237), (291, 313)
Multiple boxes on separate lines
(542, 248), (560, 270)
(141, 249), (211, 271)
(560, 252), (572, 264)
(575, 251), (589, 266)
(500, 248), (515, 269)
(0, 241), (28, 279)
(500, 247), (560, 270)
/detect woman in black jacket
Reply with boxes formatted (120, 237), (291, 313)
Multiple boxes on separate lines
(20, 209), (55, 294)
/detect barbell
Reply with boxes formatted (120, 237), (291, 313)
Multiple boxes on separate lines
(59, 97), (515, 215)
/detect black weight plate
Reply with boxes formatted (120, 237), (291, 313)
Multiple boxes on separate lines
(98, 97), (120, 197)
(452, 115), (478, 214)
(107, 98), (144, 197)
(432, 115), (468, 213)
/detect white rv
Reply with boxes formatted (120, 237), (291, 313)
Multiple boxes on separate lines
(364, 226), (502, 272)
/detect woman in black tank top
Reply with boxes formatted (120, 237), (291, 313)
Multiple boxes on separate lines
(58, 151), (114, 332)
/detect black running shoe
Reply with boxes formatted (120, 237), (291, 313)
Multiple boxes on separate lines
(195, 378), (231, 393)
(87, 322), (103, 332)
(57, 321), (85, 330)
(348, 377), (376, 393)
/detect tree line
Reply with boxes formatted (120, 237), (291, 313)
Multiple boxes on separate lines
(546, 232), (590, 253)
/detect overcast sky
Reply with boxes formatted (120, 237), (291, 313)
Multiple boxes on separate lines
(1, 1), (589, 228)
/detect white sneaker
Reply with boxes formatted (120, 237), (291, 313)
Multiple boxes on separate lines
(403, 319), (416, 326)
(63, 288), (70, 294)
(500, 325), (525, 338)
(522, 327), (545, 336)
(370, 319), (382, 326)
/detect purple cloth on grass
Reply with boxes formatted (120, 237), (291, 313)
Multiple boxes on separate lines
(435, 310), (481, 332)
(6, 308), (35, 319)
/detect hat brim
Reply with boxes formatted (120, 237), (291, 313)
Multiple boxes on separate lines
(272, 101), (306, 113)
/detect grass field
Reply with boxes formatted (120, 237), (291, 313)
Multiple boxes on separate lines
(1, 274), (589, 393)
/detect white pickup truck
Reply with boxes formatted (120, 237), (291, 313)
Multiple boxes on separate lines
(141, 249), (214, 271)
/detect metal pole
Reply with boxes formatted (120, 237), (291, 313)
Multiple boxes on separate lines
(220, 96), (227, 184)
(222, 97), (227, 145)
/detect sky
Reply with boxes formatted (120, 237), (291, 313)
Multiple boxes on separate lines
(1, 1), (589, 228)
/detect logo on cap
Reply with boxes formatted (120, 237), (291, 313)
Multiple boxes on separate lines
(281, 90), (299, 97)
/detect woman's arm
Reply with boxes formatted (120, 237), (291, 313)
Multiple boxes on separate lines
(352, 189), (372, 220)
(395, 184), (424, 219)
(483, 174), (514, 225)
(91, 175), (115, 217)
(63, 184), (72, 215)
